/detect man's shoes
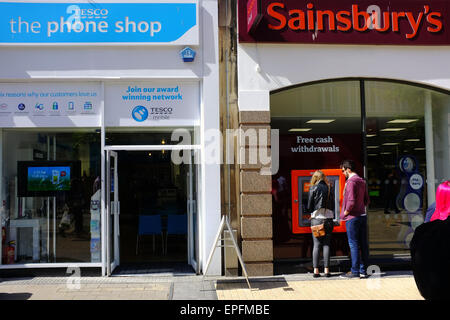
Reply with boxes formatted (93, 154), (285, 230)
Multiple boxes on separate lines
(359, 273), (370, 279)
(340, 272), (359, 279)
(324, 273), (332, 278)
(313, 273), (321, 278)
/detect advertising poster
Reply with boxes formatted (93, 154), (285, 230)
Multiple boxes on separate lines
(105, 82), (200, 127)
(0, 82), (102, 127)
(27, 166), (71, 192)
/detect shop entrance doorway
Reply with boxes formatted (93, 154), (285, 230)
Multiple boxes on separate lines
(105, 148), (199, 276)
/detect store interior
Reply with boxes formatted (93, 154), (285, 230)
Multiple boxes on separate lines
(116, 150), (190, 272)
(1, 130), (196, 274)
(270, 79), (449, 266)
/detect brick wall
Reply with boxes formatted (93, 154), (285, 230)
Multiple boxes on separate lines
(239, 111), (273, 276)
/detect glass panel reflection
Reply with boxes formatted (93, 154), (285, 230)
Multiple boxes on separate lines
(1, 129), (101, 264)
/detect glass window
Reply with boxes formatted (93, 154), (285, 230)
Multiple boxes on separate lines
(431, 91), (450, 187)
(271, 81), (361, 260)
(365, 81), (450, 257)
(271, 79), (450, 264)
(1, 129), (101, 264)
(105, 128), (197, 146)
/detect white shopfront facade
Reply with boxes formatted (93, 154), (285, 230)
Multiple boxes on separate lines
(0, 0), (221, 276)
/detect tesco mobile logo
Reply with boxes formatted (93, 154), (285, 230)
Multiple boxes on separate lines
(68, 5), (109, 20)
(132, 105), (148, 122)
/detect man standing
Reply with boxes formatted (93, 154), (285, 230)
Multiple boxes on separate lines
(340, 160), (370, 279)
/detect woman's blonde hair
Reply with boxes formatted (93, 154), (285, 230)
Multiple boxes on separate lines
(310, 170), (329, 186)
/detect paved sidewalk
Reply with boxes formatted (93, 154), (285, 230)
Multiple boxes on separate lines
(0, 271), (423, 300)
(216, 271), (423, 300)
(0, 274), (217, 300)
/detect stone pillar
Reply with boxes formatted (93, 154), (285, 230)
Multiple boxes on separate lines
(239, 111), (273, 276)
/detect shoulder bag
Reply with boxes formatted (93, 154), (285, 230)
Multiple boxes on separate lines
(310, 185), (330, 238)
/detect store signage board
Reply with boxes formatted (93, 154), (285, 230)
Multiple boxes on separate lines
(0, 83), (102, 127)
(247, 0), (262, 33)
(239, 0), (450, 45)
(0, 0), (198, 45)
(104, 82), (200, 127)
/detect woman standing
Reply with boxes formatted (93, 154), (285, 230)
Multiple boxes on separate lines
(307, 170), (335, 278)
(411, 180), (450, 299)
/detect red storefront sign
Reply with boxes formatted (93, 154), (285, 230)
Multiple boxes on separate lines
(247, 0), (263, 33)
(239, 0), (450, 44)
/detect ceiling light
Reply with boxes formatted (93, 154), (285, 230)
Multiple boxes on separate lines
(367, 146), (379, 149)
(368, 154), (378, 156)
(414, 147), (426, 151)
(380, 128), (406, 132)
(382, 142), (399, 146)
(387, 119), (419, 124)
(366, 134), (376, 138)
(404, 139), (420, 142)
(289, 128), (312, 132)
(306, 119), (335, 124)
(380, 152), (392, 155)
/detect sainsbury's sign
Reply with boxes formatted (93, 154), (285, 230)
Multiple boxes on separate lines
(240, 0), (450, 45)
(247, 0), (262, 33)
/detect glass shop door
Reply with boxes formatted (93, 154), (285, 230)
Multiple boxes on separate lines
(106, 150), (120, 275)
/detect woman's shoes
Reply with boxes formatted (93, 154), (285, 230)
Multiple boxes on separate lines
(313, 272), (331, 278)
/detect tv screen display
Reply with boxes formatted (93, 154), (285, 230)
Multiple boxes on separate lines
(27, 166), (71, 192)
(17, 161), (80, 197)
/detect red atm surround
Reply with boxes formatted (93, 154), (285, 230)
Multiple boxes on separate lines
(291, 169), (347, 234)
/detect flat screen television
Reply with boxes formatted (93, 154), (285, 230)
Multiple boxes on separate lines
(17, 161), (81, 197)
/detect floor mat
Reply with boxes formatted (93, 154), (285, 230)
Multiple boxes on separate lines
(112, 262), (195, 276)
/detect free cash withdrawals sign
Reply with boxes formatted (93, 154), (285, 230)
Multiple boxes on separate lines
(0, 0), (198, 45)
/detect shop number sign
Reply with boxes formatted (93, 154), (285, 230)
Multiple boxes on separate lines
(240, 0), (450, 45)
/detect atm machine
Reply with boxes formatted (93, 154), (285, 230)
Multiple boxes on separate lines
(291, 169), (346, 234)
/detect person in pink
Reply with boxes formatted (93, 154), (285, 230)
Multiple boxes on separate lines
(430, 180), (450, 222)
(410, 180), (450, 300)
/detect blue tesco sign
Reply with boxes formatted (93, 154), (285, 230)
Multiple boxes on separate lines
(0, 1), (198, 45)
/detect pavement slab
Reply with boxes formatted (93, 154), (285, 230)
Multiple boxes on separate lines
(0, 271), (423, 301)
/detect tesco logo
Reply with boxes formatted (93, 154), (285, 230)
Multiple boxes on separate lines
(73, 7), (109, 18)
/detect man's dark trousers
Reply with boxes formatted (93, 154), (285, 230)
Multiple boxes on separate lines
(346, 216), (369, 275)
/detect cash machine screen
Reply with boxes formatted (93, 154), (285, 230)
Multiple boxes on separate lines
(291, 169), (347, 234)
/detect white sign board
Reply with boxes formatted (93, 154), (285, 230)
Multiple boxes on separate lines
(105, 82), (199, 127)
(0, 83), (102, 127)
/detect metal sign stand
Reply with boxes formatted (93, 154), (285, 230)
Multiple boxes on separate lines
(203, 215), (252, 289)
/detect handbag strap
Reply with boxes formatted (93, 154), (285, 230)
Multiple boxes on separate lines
(325, 184), (330, 210)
